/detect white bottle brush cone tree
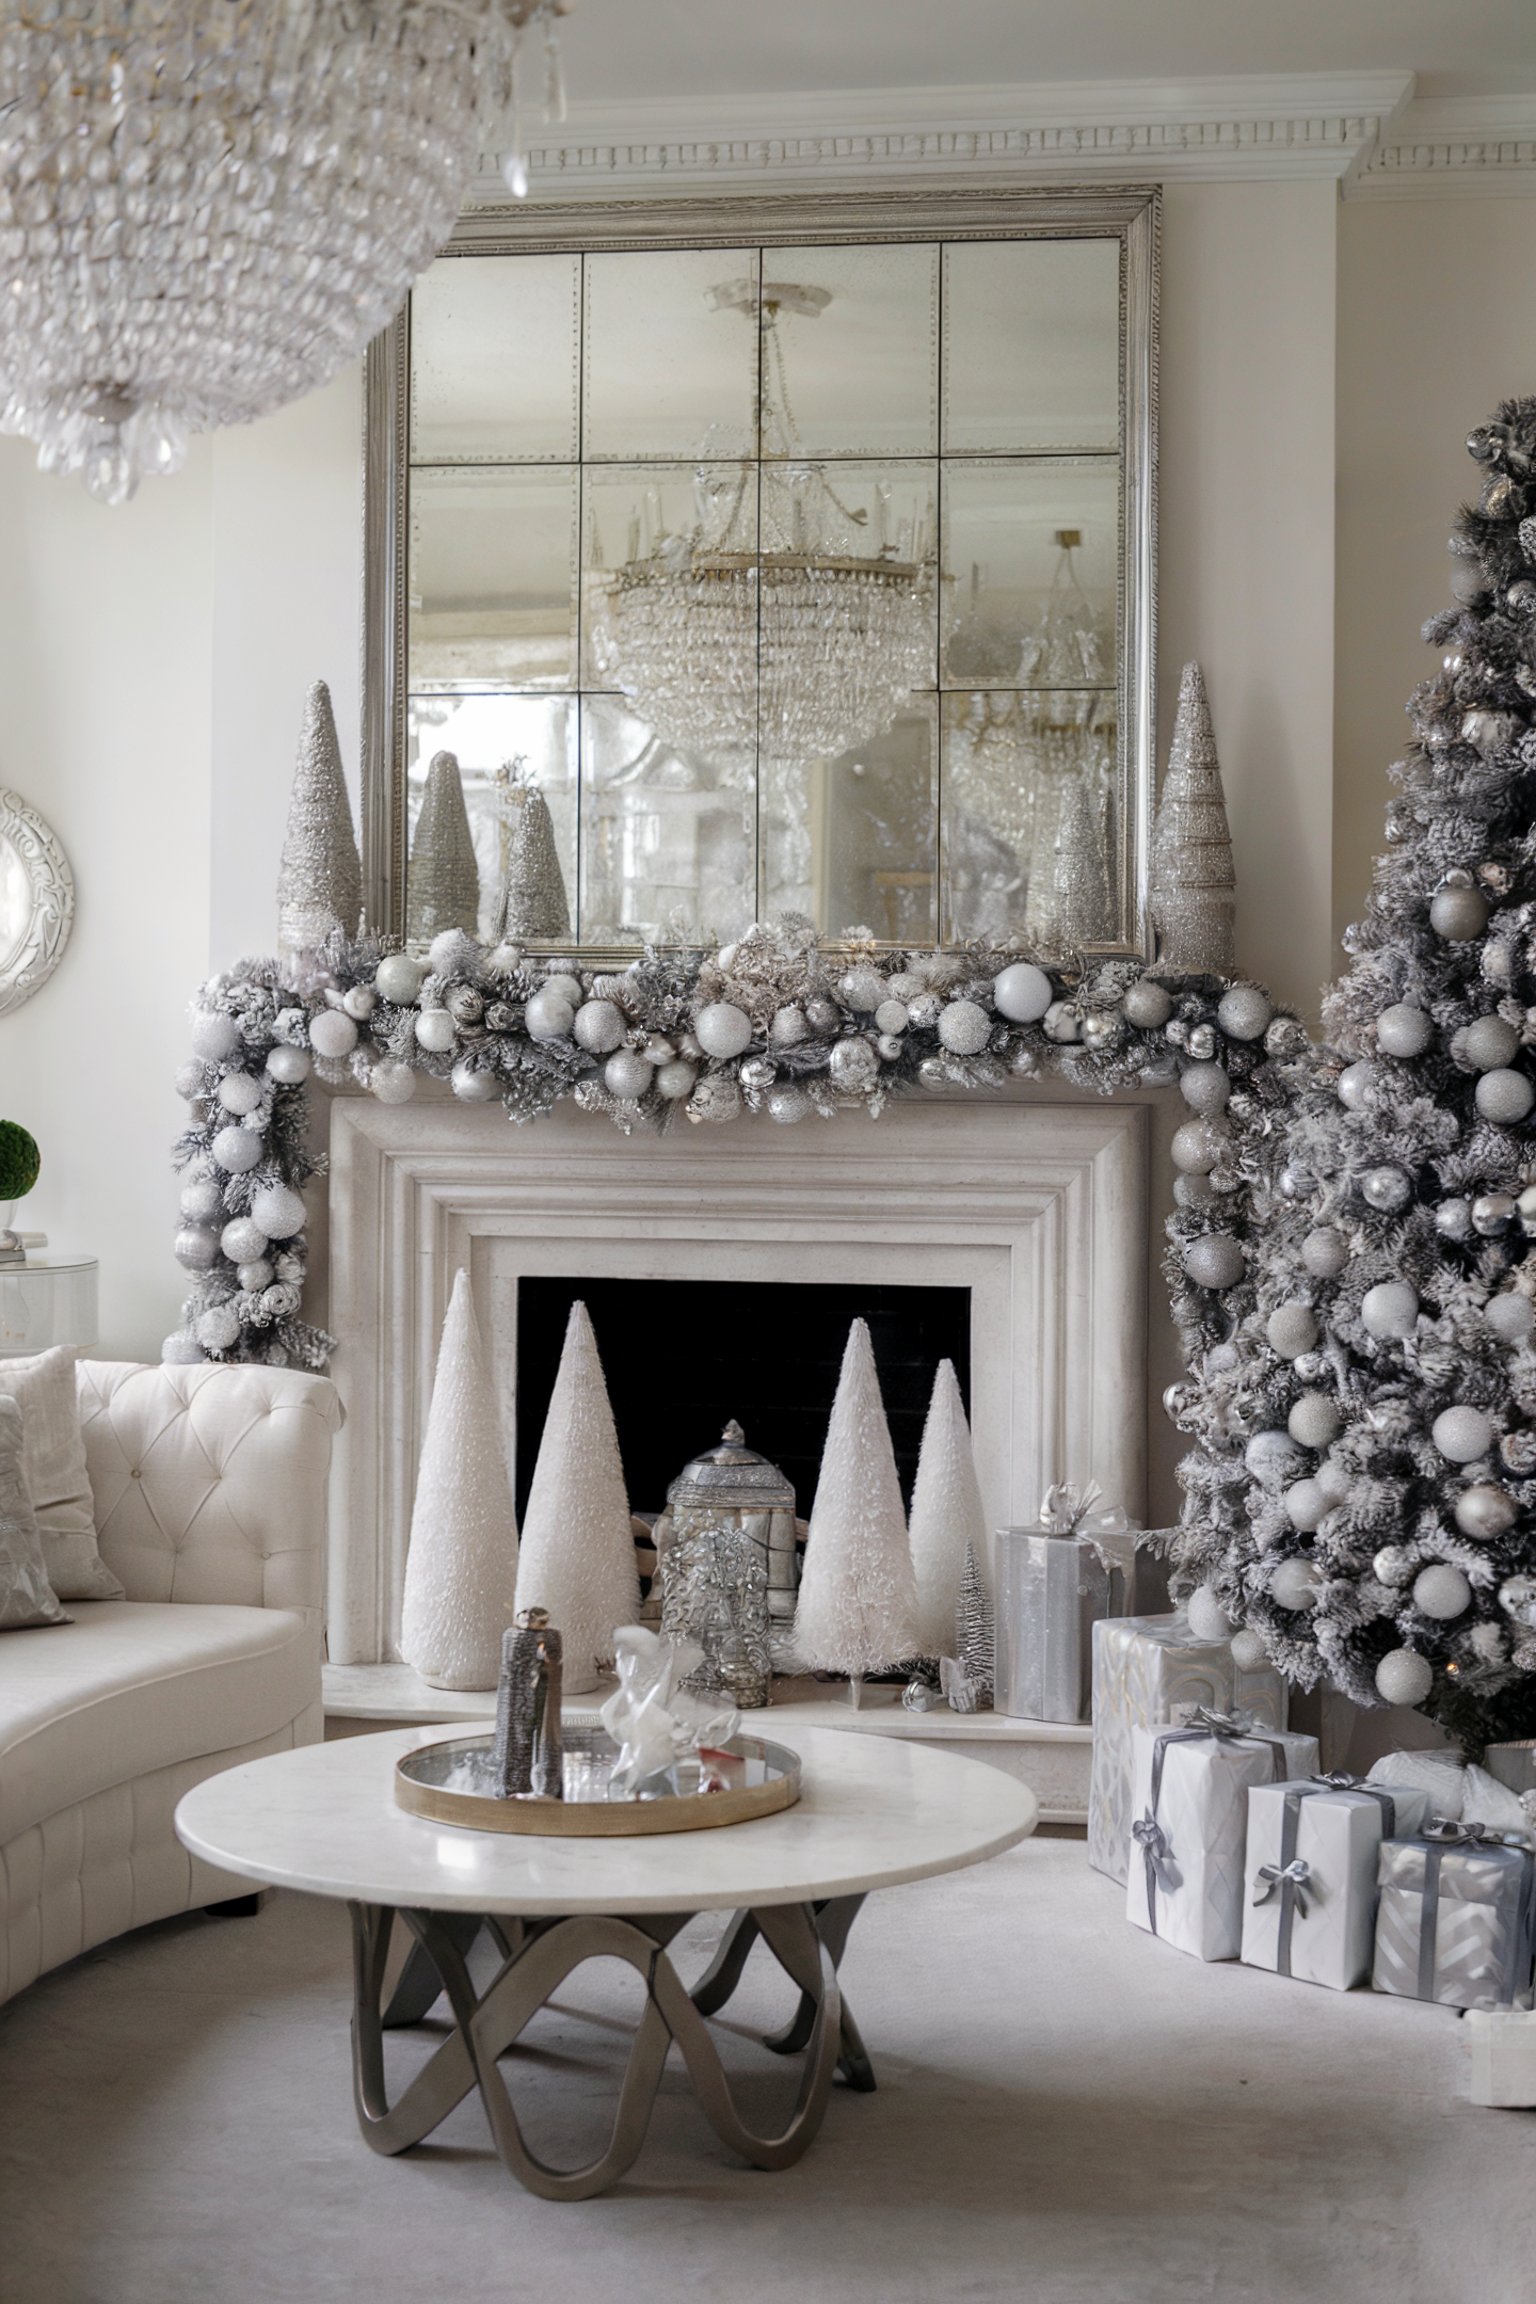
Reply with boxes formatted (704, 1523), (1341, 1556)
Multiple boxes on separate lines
(515, 1300), (639, 1693)
(399, 1269), (519, 1691)
(908, 1358), (989, 1658)
(794, 1318), (919, 1685)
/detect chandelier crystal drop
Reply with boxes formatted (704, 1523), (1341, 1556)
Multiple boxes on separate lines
(0, 0), (568, 505)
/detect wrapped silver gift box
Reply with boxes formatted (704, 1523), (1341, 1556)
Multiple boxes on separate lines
(995, 1524), (1136, 1727)
(1242, 1778), (1433, 1992)
(1089, 1613), (1289, 1883)
(1372, 1832), (1536, 2012)
(1126, 1720), (1320, 1962)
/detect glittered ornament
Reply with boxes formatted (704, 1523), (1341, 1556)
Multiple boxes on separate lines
(1266, 1302), (1318, 1360)
(212, 1126), (263, 1174)
(1171, 1118), (1227, 1174)
(1456, 1014), (1520, 1071)
(220, 1217), (268, 1265)
(655, 1060), (697, 1101)
(804, 995), (841, 1035)
(1123, 978), (1174, 1029)
(1456, 1483), (1517, 1540)
(215, 1073), (263, 1119)
(174, 1224), (220, 1272)
(1149, 661), (1236, 973)
(1229, 1628), (1268, 1671)
(771, 1004), (808, 1048)
(1216, 984), (1270, 1042)
(1183, 1233), (1245, 1290)
(738, 1055), (776, 1096)
(543, 972), (583, 1005)
(190, 1011), (242, 1063)
(1302, 1227), (1348, 1279)
(1270, 1555), (1322, 1608)
(1414, 1563), (1471, 1620)
(265, 1044), (311, 1086)
(250, 1184), (305, 1239)
(1246, 1429), (1305, 1482)
(309, 1008), (358, 1059)
(695, 1002), (753, 1060)
(276, 680), (362, 957)
(451, 1060), (500, 1102)
(1187, 1024), (1217, 1061)
(993, 962), (1053, 1024)
(1288, 1392), (1341, 1449)
(1376, 1003), (1433, 1059)
(1429, 880), (1491, 941)
(1337, 1060), (1378, 1110)
(1361, 1281), (1418, 1340)
(1472, 1192), (1517, 1235)
(1436, 1197), (1474, 1242)
(1433, 1406), (1495, 1463)
(407, 750), (480, 943)
(525, 987), (575, 1043)
(370, 1059), (417, 1104)
(936, 999), (992, 1057)
(1487, 1292), (1535, 1343)
(574, 1003), (626, 1057)
(830, 1036), (880, 1092)
(1283, 1478), (1327, 1533)
(604, 1049), (654, 1101)
(838, 967), (886, 1012)
(1375, 1647), (1433, 1705)
(1475, 1067), (1534, 1123)
(767, 1084), (809, 1124)
(1179, 1061), (1230, 1116)
(1373, 1546), (1411, 1586)
(237, 1259), (275, 1291)
(413, 1009), (456, 1054)
(180, 1177), (223, 1225)
(874, 1000), (909, 1037)
(375, 953), (424, 1006)
(196, 1305), (243, 1354)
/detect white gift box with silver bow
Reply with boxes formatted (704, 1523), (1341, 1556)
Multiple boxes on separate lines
(1126, 1720), (1320, 1961)
(1091, 1613), (1289, 1883)
(1242, 1779), (1433, 1991)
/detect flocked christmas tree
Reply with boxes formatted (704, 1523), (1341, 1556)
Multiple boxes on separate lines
(908, 1359), (988, 1657)
(1174, 400), (1536, 1749)
(514, 1300), (640, 1693)
(793, 1318), (919, 1684)
(407, 749), (480, 943)
(276, 678), (362, 957)
(400, 1269), (519, 1691)
(1150, 660), (1237, 976)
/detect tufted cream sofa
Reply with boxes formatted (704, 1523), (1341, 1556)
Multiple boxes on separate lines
(0, 1359), (340, 2006)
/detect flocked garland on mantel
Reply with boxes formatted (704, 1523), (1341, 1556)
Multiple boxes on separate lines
(168, 913), (1310, 1385)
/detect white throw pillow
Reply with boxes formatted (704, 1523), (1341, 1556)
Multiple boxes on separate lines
(0, 1393), (70, 1629)
(0, 1346), (123, 1600)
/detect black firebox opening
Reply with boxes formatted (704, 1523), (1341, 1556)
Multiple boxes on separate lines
(514, 1278), (972, 1523)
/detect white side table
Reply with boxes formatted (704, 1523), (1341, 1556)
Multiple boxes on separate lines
(0, 1254), (98, 1355)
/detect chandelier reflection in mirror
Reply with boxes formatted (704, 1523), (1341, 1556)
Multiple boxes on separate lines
(384, 195), (1156, 954)
(0, 0), (568, 505)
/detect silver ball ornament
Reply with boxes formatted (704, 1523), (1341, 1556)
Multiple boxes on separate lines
(1288, 1392), (1342, 1449)
(1267, 1302), (1319, 1359)
(216, 1072), (263, 1119)
(605, 1049), (655, 1101)
(1216, 984), (1271, 1042)
(190, 1011), (242, 1062)
(370, 1059), (416, 1104)
(876, 1033), (904, 1062)
(413, 1009), (456, 1054)
(175, 1062), (209, 1101)
(838, 967), (887, 1013)
(179, 1177), (223, 1225)
(1246, 1429), (1305, 1483)
(1283, 1480), (1327, 1533)
(695, 1002), (753, 1060)
(737, 1055), (776, 1096)
(174, 1224), (220, 1272)
(1080, 1011), (1119, 1052)
(1337, 1060), (1378, 1110)
(1361, 1281), (1418, 1340)
(1472, 1192), (1517, 1235)
(1122, 979), (1173, 1029)
(1436, 1197), (1474, 1242)
(1229, 1628), (1268, 1671)
(1432, 1405), (1495, 1463)
(1302, 1227), (1348, 1279)
(1455, 1483), (1517, 1540)
(1043, 1000), (1080, 1044)
(220, 1217), (268, 1265)
(1487, 1292), (1535, 1343)
(655, 1059), (698, 1101)
(1316, 1458), (1352, 1507)
(161, 1332), (206, 1365)
(374, 953), (424, 1006)
(237, 1259), (274, 1291)
(1270, 1555), (1323, 1607)
(874, 1000), (909, 1036)
(1187, 1024), (1218, 1061)
(1430, 882), (1491, 940)
(1475, 1067), (1534, 1123)
(212, 1126), (263, 1174)
(1171, 1118), (1228, 1174)
(1498, 1575), (1536, 1624)
(804, 995), (841, 1035)
(766, 1084), (809, 1124)
(886, 971), (924, 1003)
(309, 1008), (359, 1060)
(1173, 1175), (1214, 1209)
(542, 971), (583, 1006)
(1375, 1648), (1434, 1705)
(451, 1061), (500, 1102)
(265, 1044), (311, 1085)
(906, 992), (942, 1032)
(770, 1005), (808, 1048)
(573, 1000), (626, 1055)
(936, 999), (992, 1057)
(1360, 1165), (1412, 1212)
(1458, 1015), (1520, 1072)
(525, 988), (575, 1044)
(1373, 1546), (1411, 1585)
(195, 1305), (242, 1354)
(1376, 1003), (1433, 1059)
(992, 962), (1053, 1023)
(1185, 1585), (1233, 1641)
(1182, 1233), (1245, 1290)
(342, 984), (376, 1022)
(1413, 1564), (1472, 1620)
(250, 1184), (306, 1240)
(1179, 1061), (1230, 1116)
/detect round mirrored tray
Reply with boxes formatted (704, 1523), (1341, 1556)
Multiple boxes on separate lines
(394, 1725), (802, 1837)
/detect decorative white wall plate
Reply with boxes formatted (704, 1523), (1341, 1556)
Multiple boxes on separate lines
(0, 790), (74, 1019)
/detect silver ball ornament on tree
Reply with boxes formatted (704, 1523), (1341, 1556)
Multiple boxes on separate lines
(874, 999), (909, 1036)
(1270, 1556), (1323, 1608)
(936, 999), (992, 1057)
(1283, 1480), (1327, 1533)
(1457, 1015), (1520, 1071)
(179, 1177), (223, 1225)
(237, 1259), (274, 1291)
(525, 987), (575, 1043)
(212, 1127), (263, 1175)
(771, 1005), (808, 1048)
(1288, 1392), (1342, 1449)
(1171, 1118), (1228, 1174)
(265, 1044), (311, 1086)
(195, 1305), (243, 1354)
(1487, 1291), (1535, 1343)
(993, 962), (1053, 1023)
(1122, 978), (1173, 1030)
(250, 1184), (306, 1239)
(1360, 1166), (1412, 1213)
(451, 1061), (500, 1102)
(1413, 1564), (1471, 1621)
(1433, 1405), (1495, 1463)
(1186, 1023), (1217, 1061)
(413, 1009), (456, 1054)
(1185, 1585), (1233, 1641)
(370, 1059), (416, 1105)
(1361, 1281), (1418, 1340)
(1182, 1232), (1245, 1290)
(1216, 983), (1271, 1042)
(1267, 1302), (1319, 1359)
(1455, 1483), (1517, 1540)
(1302, 1227), (1349, 1279)
(1376, 1003), (1434, 1059)
(737, 1055), (776, 1096)
(1229, 1628), (1268, 1671)
(906, 992), (942, 1032)
(604, 1049), (655, 1101)
(1337, 1060), (1379, 1110)
(1179, 1060), (1230, 1116)
(541, 971), (583, 1006)
(804, 994), (841, 1035)
(220, 1217), (268, 1265)
(374, 953), (424, 1006)
(1473, 1192), (1517, 1235)
(655, 1059), (698, 1101)
(174, 1225), (220, 1272)
(572, 1000), (626, 1056)
(1429, 880), (1491, 941)
(1436, 1197), (1474, 1242)
(1475, 1068), (1534, 1123)
(1246, 1429), (1305, 1483)
(176, 1062), (209, 1102)
(766, 1083), (809, 1124)
(216, 1073), (263, 1118)
(1373, 1545), (1411, 1586)
(1375, 1647), (1434, 1705)
(695, 1002), (753, 1060)
(190, 1011), (242, 1063)
(838, 967), (886, 1013)
(309, 1008), (359, 1060)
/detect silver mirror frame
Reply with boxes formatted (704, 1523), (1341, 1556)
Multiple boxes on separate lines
(0, 789), (74, 1019)
(363, 183), (1159, 958)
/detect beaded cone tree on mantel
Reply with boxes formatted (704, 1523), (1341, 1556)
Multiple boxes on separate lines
(1150, 661), (1237, 976)
(276, 680), (362, 958)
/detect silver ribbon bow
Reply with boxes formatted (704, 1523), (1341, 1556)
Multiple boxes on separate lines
(1131, 1809), (1181, 1933)
(1253, 1857), (1312, 1916)
(1037, 1481), (1137, 1574)
(1311, 1770), (1365, 1791)
(1423, 1816), (1532, 1851)
(1183, 1704), (1255, 1741)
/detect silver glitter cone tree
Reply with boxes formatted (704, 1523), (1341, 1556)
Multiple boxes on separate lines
(408, 749), (480, 943)
(1025, 768), (1112, 955)
(1150, 662), (1237, 975)
(1172, 399), (1536, 1748)
(495, 766), (570, 941)
(276, 679), (362, 956)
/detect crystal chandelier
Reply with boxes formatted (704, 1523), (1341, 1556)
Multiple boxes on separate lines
(0, 0), (568, 505)
(593, 282), (936, 781)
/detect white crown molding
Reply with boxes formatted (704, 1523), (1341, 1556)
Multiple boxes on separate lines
(1348, 94), (1536, 201)
(470, 71), (1417, 200)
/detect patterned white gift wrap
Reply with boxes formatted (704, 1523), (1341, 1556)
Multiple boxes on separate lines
(1372, 1822), (1536, 2013)
(1090, 1613), (1289, 1883)
(1125, 1714), (1320, 1961)
(1241, 1776), (1433, 1992)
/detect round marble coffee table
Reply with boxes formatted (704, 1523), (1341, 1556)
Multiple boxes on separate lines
(175, 1723), (1036, 2200)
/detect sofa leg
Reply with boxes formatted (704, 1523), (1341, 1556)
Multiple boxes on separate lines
(204, 1891), (268, 1919)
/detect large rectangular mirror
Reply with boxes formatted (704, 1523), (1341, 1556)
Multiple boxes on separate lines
(365, 187), (1157, 957)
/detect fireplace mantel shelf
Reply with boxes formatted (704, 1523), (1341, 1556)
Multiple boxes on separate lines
(323, 1663), (1093, 1822)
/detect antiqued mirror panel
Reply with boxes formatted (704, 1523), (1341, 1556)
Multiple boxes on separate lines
(378, 191), (1156, 952)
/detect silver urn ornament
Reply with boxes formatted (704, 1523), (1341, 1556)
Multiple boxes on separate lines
(655, 1421), (800, 1709)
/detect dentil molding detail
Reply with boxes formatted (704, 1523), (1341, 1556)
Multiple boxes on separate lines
(464, 76), (1536, 202)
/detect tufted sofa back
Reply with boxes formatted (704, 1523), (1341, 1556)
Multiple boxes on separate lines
(77, 1361), (341, 1617)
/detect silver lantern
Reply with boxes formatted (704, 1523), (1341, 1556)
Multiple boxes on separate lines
(655, 1421), (799, 1709)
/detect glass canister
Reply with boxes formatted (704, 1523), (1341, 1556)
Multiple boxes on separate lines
(655, 1421), (798, 1709)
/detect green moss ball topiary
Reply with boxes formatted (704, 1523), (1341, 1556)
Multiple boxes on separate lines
(0, 1121), (41, 1202)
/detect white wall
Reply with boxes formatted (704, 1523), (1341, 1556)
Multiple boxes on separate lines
(1334, 196), (1536, 954)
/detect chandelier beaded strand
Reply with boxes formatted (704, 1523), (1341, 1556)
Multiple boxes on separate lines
(0, 0), (569, 504)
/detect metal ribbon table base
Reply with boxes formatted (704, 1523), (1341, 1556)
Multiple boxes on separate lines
(349, 1896), (874, 2201)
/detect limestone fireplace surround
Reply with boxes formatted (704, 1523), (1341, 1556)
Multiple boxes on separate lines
(324, 1086), (1151, 1686)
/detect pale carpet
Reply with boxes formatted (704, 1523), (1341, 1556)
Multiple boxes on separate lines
(0, 1836), (1529, 2304)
